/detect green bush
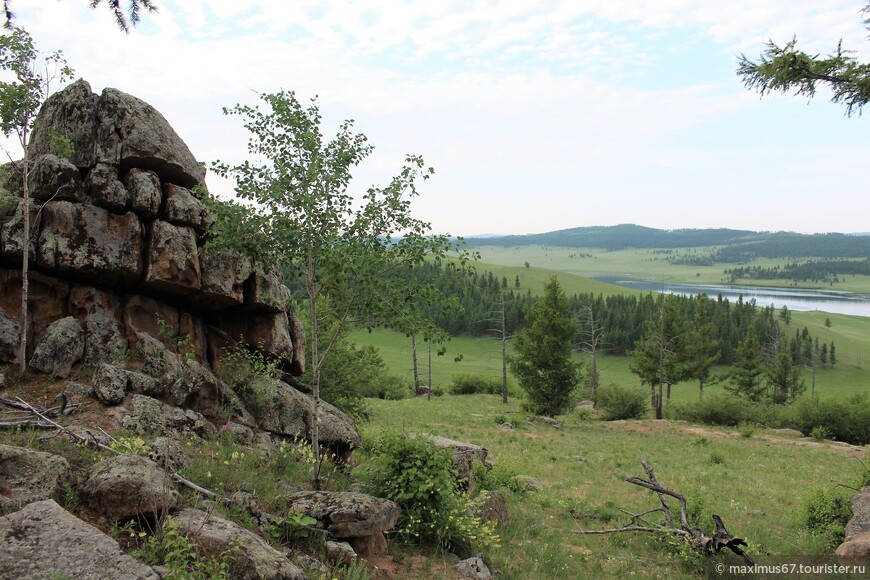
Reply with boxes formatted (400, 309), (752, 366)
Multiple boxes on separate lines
(451, 373), (503, 395)
(790, 394), (870, 445)
(358, 431), (498, 551)
(597, 383), (648, 421)
(800, 488), (852, 548)
(667, 393), (754, 427)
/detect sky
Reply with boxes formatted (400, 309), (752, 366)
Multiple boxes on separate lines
(3, 0), (869, 236)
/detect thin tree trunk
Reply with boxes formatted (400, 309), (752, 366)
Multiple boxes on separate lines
(427, 340), (432, 401)
(501, 296), (508, 404)
(307, 266), (322, 491)
(411, 334), (420, 396)
(18, 155), (30, 379)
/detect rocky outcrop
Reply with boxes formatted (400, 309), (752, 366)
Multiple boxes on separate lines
(0, 444), (72, 512)
(173, 508), (306, 580)
(1, 79), (305, 374)
(424, 435), (489, 485)
(282, 491), (400, 556)
(79, 454), (182, 522)
(837, 486), (870, 559)
(0, 500), (160, 580)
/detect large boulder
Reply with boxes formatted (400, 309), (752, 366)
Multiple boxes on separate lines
(123, 168), (162, 219)
(96, 87), (205, 188)
(0, 500), (160, 580)
(29, 79), (100, 170)
(0, 307), (20, 363)
(281, 491), (400, 556)
(28, 315), (84, 378)
(0, 197), (38, 264)
(257, 381), (361, 453)
(198, 249), (252, 309)
(122, 394), (216, 439)
(173, 508), (306, 580)
(424, 435), (489, 485)
(0, 444), (72, 512)
(79, 454), (181, 522)
(163, 183), (213, 236)
(845, 486), (870, 540)
(37, 201), (143, 286)
(92, 362), (129, 405)
(84, 162), (129, 211)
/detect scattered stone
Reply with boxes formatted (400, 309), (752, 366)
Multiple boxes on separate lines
(572, 455), (587, 463)
(173, 508), (306, 580)
(80, 453), (181, 522)
(498, 422), (515, 430)
(836, 530), (870, 559)
(527, 415), (563, 429)
(0, 444), (72, 511)
(455, 556), (493, 580)
(0, 500), (160, 580)
(28, 315), (84, 378)
(511, 475), (543, 492)
(423, 434), (489, 485)
(282, 490), (400, 556)
(65, 425), (113, 447)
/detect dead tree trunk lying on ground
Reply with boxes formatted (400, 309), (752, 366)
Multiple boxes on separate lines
(578, 459), (754, 566)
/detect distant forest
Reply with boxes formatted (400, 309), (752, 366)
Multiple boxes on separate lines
(466, 224), (870, 261)
(399, 263), (833, 368)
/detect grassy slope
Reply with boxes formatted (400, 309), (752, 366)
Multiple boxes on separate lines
(364, 395), (866, 579)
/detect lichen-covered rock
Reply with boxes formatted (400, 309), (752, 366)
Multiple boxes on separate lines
(28, 315), (84, 378)
(511, 475), (543, 492)
(92, 362), (129, 405)
(424, 435), (489, 484)
(84, 162), (129, 211)
(29, 79), (100, 169)
(123, 167), (162, 219)
(0, 197), (38, 263)
(38, 201), (143, 285)
(257, 381), (361, 452)
(30, 154), (83, 202)
(143, 220), (201, 295)
(0, 500), (160, 580)
(0, 307), (20, 363)
(96, 87), (205, 188)
(0, 444), (72, 511)
(247, 269), (293, 312)
(80, 454), (181, 522)
(282, 491), (399, 556)
(455, 556), (493, 580)
(164, 183), (213, 235)
(173, 508), (306, 580)
(122, 394), (216, 439)
(845, 487), (870, 540)
(198, 249), (252, 309)
(148, 436), (189, 472)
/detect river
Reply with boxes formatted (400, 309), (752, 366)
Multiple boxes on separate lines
(593, 276), (870, 318)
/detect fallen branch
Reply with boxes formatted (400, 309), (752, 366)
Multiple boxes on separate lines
(577, 459), (754, 566)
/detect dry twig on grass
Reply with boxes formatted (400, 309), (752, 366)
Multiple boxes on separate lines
(577, 459), (754, 566)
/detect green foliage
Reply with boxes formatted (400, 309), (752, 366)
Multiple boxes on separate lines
(450, 373), (504, 396)
(127, 518), (238, 580)
(268, 511), (318, 543)
(790, 393), (870, 445)
(810, 425), (832, 441)
(738, 421), (755, 438)
(358, 431), (499, 551)
(472, 461), (522, 493)
(765, 347), (805, 404)
(737, 3), (870, 117)
(800, 488), (852, 548)
(596, 383), (648, 421)
(507, 276), (581, 416)
(215, 342), (278, 416)
(46, 132), (74, 158)
(726, 327), (766, 402)
(0, 185), (14, 220)
(108, 435), (153, 457)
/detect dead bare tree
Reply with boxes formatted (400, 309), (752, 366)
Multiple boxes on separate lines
(576, 305), (605, 407)
(577, 459), (754, 566)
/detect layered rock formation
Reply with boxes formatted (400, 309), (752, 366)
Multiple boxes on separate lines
(0, 80), (359, 452)
(0, 79), (303, 377)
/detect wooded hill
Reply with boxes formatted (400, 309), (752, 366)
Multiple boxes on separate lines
(466, 224), (870, 260)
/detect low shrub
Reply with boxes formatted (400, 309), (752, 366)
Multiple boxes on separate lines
(800, 487), (852, 548)
(357, 431), (499, 551)
(215, 343), (278, 415)
(790, 394), (870, 445)
(451, 374), (503, 395)
(597, 383), (648, 421)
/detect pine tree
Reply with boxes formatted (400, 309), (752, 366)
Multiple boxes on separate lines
(727, 327), (765, 402)
(507, 276), (581, 416)
(766, 346), (805, 405)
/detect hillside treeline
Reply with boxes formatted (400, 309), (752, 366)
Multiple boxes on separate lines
(467, 225), (870, 260)
(402, 263), (832, 367)
(724, 259), (870, 284)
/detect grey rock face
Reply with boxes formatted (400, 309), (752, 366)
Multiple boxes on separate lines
(143, 220), (201, 295)
(79, 454), (181, 522)
(96, 87), (205, 188)
(124, 167), (163, 218)
(29, 78), (100, 169)
(455, 556), (494, 580)
(38, 201), (143, 285)
(92, 362), (129, 405)
(173, 508), (306, 580)
(164, 183), (213, 235)
(30, 154), (83, 202)
(122, 394), (216, 439)
(28, 315), (84, 378)
(198, 249), (252, 308)
(0, 500), (160, 580)
(0, 444), (72, 511)
(0, 307), (21, 363)
(84, 162), (129, 211)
